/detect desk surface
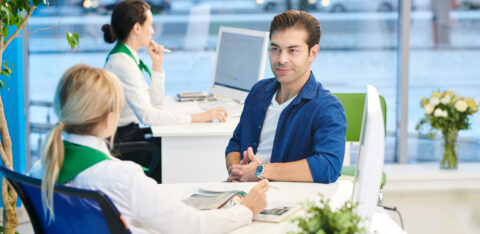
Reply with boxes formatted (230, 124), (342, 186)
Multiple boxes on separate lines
(151, 98), (240, 137)
(163, 181), (353, 233)
(162, 180), (404, 234)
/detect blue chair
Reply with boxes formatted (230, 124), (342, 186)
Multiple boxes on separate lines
(0, 166), (130, 234)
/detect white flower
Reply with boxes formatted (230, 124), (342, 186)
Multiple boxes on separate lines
(430, 97), (440, 106)
(455, 100), (468, 112)
(424, 104), (435, 115)
(434, 108), (448, 117)
(440, 96), (451, 104)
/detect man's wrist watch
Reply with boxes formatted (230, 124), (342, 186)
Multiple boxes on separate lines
(255, 164), (264, 180)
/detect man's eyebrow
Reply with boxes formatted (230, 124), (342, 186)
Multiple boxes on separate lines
(270, 43), (302, 49)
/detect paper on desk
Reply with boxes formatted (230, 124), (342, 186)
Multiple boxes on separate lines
(199, 182), (256, 193)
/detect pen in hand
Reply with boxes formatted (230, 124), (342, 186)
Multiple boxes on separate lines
(163, 48), (172, 53)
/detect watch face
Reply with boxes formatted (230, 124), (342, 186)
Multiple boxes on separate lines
(255, 165), (264, 179)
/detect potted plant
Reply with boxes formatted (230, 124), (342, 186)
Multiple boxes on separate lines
(290, 196), (366, 234)
(416, 90), (479, 169)
(0, 1), (78, 233)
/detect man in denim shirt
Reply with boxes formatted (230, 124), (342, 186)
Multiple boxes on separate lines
(226, 10), (346, 183)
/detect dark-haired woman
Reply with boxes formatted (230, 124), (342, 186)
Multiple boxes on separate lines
(102, 0), (227, 143)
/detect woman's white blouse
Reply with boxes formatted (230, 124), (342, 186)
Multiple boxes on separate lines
(30, 134), (252, 234)
(104, 45), (191, 127)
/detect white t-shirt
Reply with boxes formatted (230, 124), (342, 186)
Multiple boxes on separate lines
(255, 92), (296, 163)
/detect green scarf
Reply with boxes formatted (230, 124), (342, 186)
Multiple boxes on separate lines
(57, 141), (150, 184)
(57, 141), (110, 184)
(106, 42), (151, 78)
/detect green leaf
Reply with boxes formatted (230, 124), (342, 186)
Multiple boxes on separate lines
(10, 2), (19, 15)
(1, 69), (11, 77)
(73, 32), (79, 42)
(291, 195), (366, 234)
(33, 0), (43, 6)
(15, 14), (24, 28)
(3, 61), (14, 70)
(1, 26), (8, 39)
(0, 79), (10, 92)
(66, 32), (80, 50)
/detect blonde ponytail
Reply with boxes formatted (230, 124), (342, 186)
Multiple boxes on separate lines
(41, 122), (65, 222)
(40, 64), (125, 221)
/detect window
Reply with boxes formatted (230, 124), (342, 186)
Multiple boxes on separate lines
(27, 0), (480, 167)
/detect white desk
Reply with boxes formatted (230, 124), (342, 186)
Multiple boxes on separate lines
(162, 180), (404, 234)
(151, 98), (240, 183)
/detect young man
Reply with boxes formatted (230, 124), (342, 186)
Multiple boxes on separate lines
(225, 10), (346, 183)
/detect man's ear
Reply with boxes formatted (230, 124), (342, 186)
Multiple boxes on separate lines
(309, 44), (319, 62)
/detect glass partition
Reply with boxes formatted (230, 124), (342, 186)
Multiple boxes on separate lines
(29, 0), (443, 167)
(408, 0), (480, 163)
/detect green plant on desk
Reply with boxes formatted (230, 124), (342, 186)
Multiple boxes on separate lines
(290, 196), (366, 234)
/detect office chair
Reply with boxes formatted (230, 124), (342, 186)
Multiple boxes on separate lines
(333, 93), (387, 189)
(0, 166), (130, 234)
(112, 138), (162, 183)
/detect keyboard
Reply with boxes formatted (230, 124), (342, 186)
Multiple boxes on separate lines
(198, 101), (244, 118)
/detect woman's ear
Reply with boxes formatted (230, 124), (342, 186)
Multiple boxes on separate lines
(98, 112), (118, 139)
(132, 22), (141, 35)
(106, 112), (118, 130)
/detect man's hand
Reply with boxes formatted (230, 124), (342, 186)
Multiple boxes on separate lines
(228, 147), (262, 182)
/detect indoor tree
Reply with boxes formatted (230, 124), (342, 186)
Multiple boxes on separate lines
(0, 0), (78, 233)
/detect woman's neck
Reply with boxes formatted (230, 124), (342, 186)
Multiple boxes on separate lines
(122, 39), (139, 52)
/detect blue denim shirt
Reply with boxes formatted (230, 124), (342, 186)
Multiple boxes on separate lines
(225, 72), (346, 183)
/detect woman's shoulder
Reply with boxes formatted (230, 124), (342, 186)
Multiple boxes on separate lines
(105, 53), (138, 70)
(71, 160), (146, 188)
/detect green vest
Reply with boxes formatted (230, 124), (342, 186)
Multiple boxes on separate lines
(57, 141), (110, 184)
(106, 42), (151, 78)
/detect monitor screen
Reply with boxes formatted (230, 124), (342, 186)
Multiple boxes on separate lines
(211, 27), (269, 102)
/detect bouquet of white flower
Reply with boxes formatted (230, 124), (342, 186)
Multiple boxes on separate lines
(416, 91), (479, 169)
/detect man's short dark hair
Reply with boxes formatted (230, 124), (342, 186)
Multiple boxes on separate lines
(269, 10), (321, 50)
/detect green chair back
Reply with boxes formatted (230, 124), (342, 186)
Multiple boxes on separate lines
(333, 93), (387, 142)
(333, 93), (387, 189)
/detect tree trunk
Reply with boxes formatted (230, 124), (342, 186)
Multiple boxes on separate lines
(0, 24), (19, 234)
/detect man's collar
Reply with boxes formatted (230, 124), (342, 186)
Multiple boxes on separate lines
(299, 72), (319, 100)
(266, 71), (319, 102)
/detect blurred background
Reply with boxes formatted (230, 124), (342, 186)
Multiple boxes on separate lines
(27, 0), (480, 168)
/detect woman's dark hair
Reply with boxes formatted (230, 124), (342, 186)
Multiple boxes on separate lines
(101, 0), (151, 43)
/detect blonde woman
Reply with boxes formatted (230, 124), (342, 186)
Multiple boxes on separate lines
(30, 64), (269, 234)
(102, 0), (227, 143)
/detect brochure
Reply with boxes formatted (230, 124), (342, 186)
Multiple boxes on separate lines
(253, 201), (302, 223)
(183, 185), (301, 223)
(183, 190), (246, 210)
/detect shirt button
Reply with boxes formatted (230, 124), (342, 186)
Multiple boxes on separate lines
(258, 125), (261, 129)
(254, 143), (257, 146)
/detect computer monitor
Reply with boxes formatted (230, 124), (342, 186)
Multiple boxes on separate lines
(352, 85), (385, 228)
(210, 26), (269, 103)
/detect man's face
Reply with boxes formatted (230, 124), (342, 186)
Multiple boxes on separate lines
(269, 27), (318, 85)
